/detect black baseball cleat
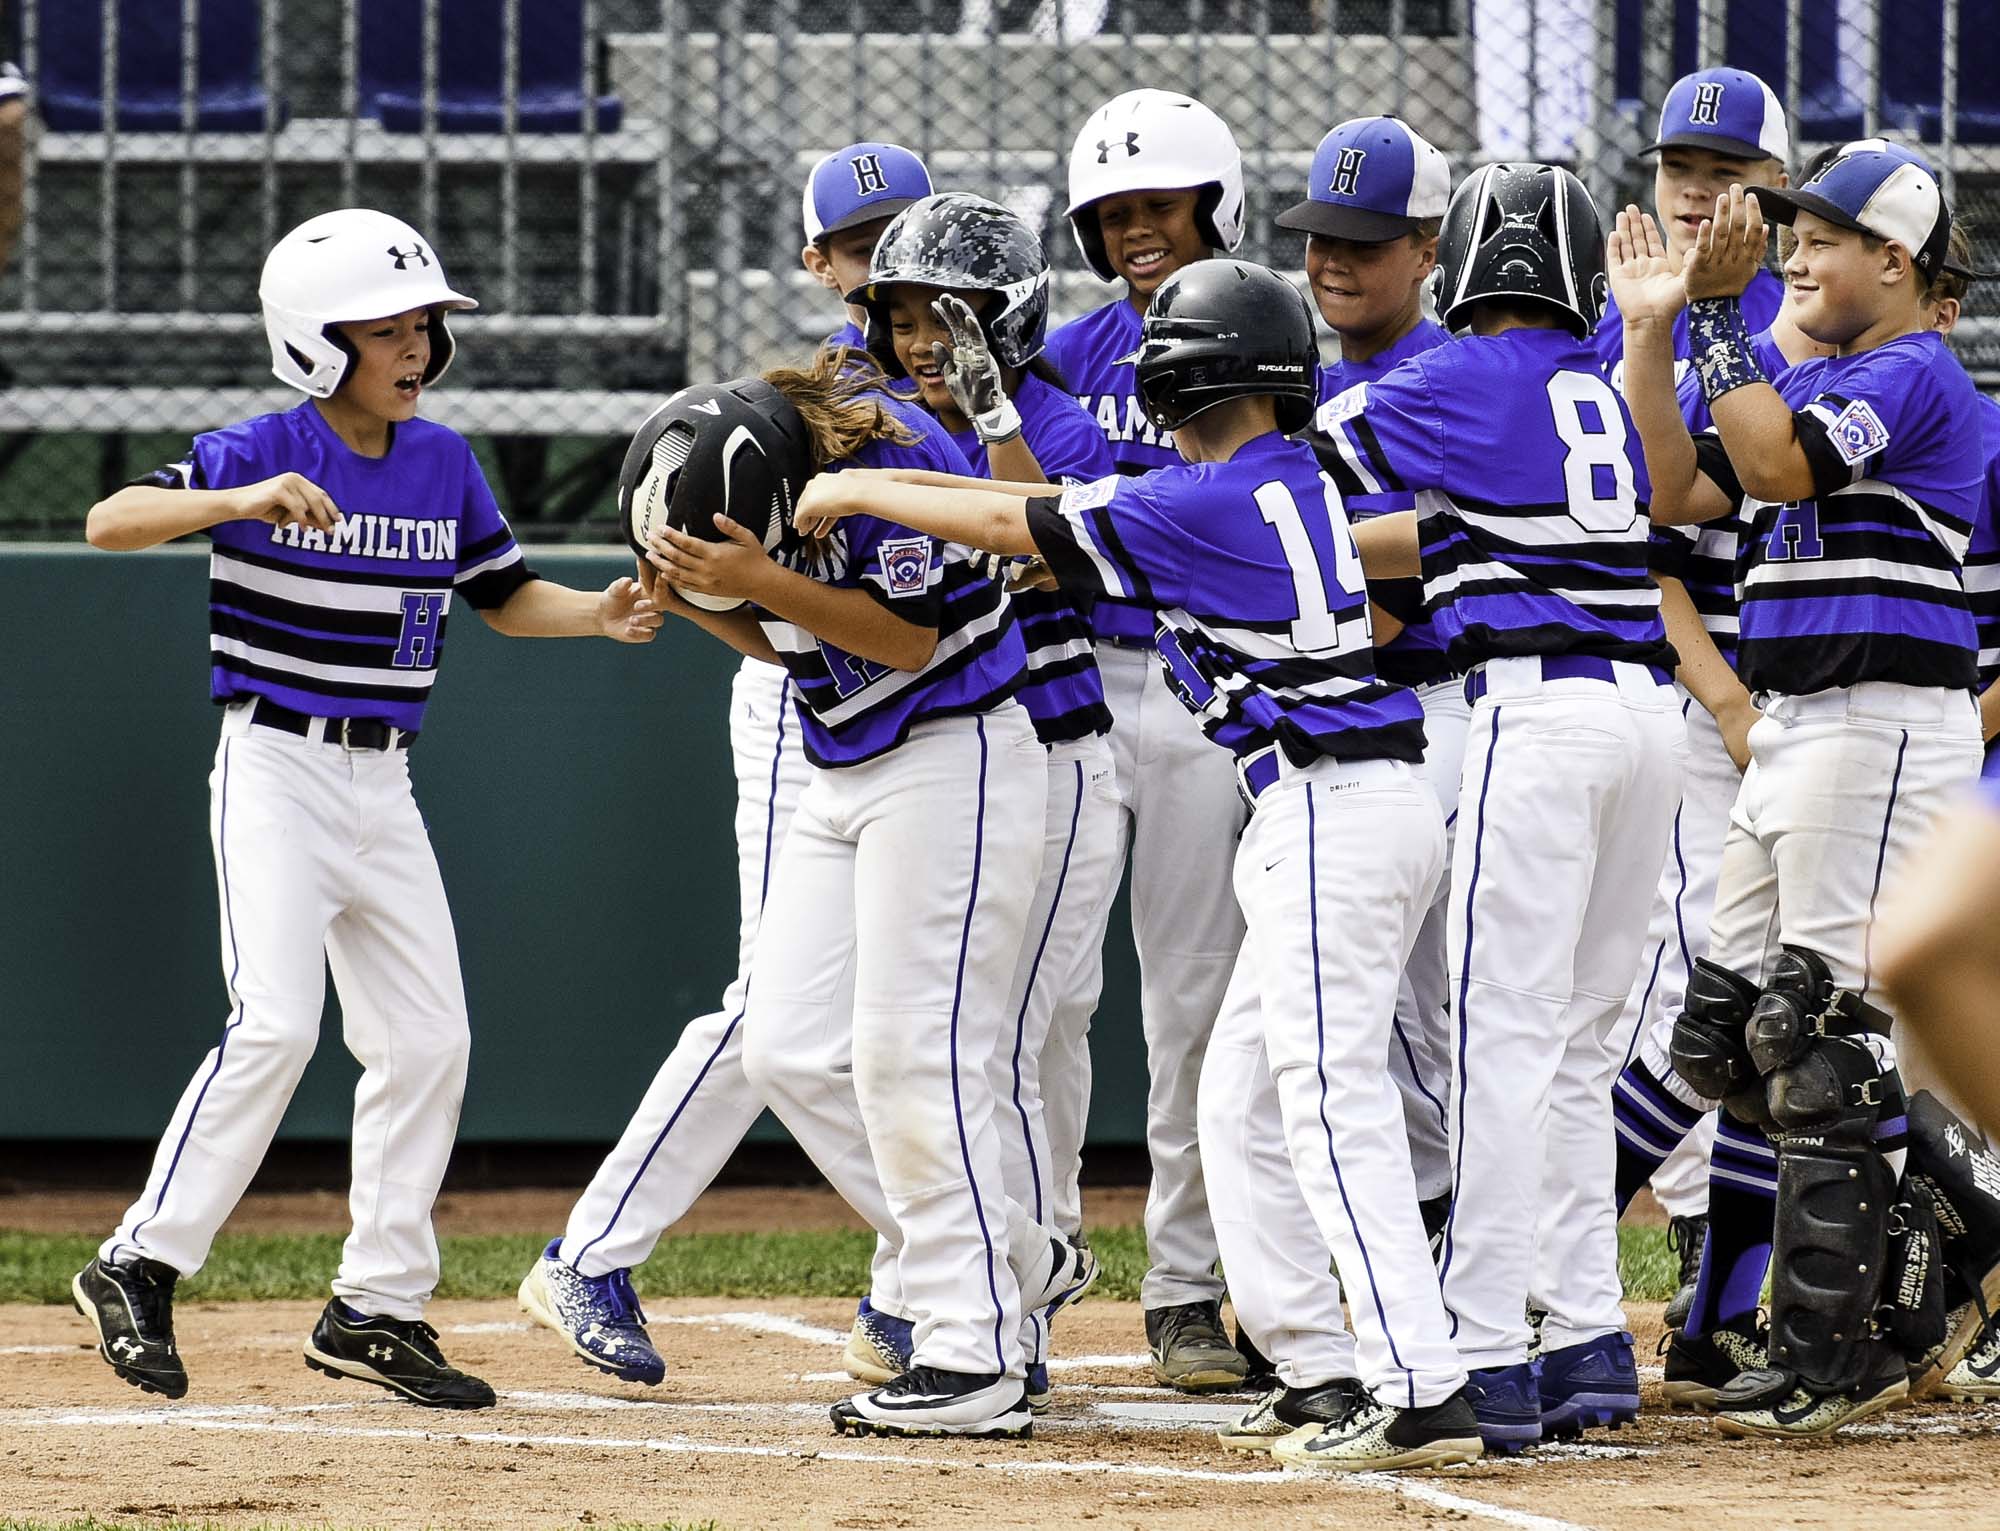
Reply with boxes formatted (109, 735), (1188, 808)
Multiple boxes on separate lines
(72, 1256), (188, 1399)
(1660, 1311), (1768, 1411)
(831, 1365), (1031, 1439)
(1664, 1214), (1709, 1331)
(303, 1299), (496, 1409)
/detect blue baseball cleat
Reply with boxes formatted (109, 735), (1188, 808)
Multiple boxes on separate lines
(1538, 1330), (1640, 1438)
(518, 1238), (666, 1385)
(1464, 1360), (1543, 1453)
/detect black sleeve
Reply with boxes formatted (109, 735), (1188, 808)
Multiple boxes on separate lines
(1024, 493), (1107, 596)
(1692, 432), (1746, 508)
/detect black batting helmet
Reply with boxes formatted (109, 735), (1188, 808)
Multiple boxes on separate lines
(1134, 259), (1319, 436)
(847, 192), (1052, 378)
(1434, 163), (1607, 338)
(617, 377), (814, 569)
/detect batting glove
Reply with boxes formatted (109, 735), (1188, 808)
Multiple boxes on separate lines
(932, 294), (1021, 446)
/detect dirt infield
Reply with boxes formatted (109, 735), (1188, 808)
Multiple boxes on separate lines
(4, 1294), (1995, 1531)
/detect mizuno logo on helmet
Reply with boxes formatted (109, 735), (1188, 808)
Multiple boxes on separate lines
(387, 244), (431, 270)
(1096, 132), (1141, 163)
(850, 153), (890, 196)
(1329, 147), (1368, 197)
(1690, 81), (1725, 126)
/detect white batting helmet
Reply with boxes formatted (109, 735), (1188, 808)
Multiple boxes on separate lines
(1064, 89), (1245, 282)
(260, 208), (477, 398)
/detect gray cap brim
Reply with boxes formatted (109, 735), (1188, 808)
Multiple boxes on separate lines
(1644, 130), (1780, 161)
(1274, 198), (1423, 242)
(816, 199), (921, 241)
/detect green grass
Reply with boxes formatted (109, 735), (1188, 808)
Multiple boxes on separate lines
(0, 1224), (1677, 1307)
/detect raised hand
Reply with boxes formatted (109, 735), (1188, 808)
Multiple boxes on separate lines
(932, 294), (1021, 444)
(1606, 206), (1686, 326)
(1683, 184), (1768, 303)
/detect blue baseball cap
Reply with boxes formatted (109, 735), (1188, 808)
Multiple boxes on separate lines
(1646, 67), (1789, 163)
(802, 142), (933, 244)
(1750, 149), (1953, 284)
(1275, 116), (1450, 242)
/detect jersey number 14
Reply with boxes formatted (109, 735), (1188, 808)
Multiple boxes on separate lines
(1255, 476), (1365, 651)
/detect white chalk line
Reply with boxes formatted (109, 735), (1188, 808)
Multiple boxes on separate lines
(1, 1402), (1604, 1531)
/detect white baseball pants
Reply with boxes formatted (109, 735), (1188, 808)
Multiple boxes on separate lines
(1610, 694), (1742, 1212)
(1393, 676), (1470, 1205)
(1081, 641), (1245, 1309)
(1439, 659), (1684, 1367)
(558, 659), (807, 1276)
(1200, 753), (1462, 1407)
(742, 705), (1052, 1379)
(869, 730), (1125, 1347)
(104, 702), (470, 1322)
(1705, 683), (1983, 1001)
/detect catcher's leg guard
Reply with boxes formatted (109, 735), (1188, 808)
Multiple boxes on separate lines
(1765, 1134), (1898, 1393)
(1904, 1090), (2000, 1397)
(1670, 959), (1762, 1121)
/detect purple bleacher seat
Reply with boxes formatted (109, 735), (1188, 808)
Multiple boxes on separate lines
(37, 0), (277, 132)
(360, 0), (622, 134)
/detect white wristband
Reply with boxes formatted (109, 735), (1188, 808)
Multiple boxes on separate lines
(972, 397), (1023, 445)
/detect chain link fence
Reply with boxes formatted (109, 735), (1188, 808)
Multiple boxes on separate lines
(1, 0), (1994, 539)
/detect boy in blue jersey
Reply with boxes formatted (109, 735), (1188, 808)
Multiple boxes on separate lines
(831, 189), (1122, 1406)
(1594, 66), (1789, 393)
(1043, 86), (1255, 1388)
(1288, 114), (1458, 1236)
(70, 209), (660, 1409)
(1335, 164), (1685, 1451)
(794, 258), (1486, 1474)
(642, 356), (1096, 1440)
(1615, 150), (1986, 1437)
(801, 141), (933, 352)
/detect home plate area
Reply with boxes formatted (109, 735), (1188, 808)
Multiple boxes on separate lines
(2, 1297), (1995, 1530)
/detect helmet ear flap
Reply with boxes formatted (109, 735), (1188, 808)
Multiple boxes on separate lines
(423, 306), (459, 386)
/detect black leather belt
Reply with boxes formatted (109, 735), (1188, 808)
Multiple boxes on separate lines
(249, 697), (410, 750)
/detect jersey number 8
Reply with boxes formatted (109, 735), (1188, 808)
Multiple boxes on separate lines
(1546, 371), (1637, 535)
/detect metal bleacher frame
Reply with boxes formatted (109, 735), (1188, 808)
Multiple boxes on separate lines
(0, 0), (1994, 463)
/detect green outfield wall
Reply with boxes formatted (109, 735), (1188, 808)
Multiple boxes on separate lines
(1, 547), (1153, 1145)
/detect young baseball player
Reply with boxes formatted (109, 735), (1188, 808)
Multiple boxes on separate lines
(519, 144), (934, 1390)
(834, 191), (1121, 1407)
(1287, 113), (1456, 1233)
(1043, 84), (1251, 1391)
(1335, 164), (1685, 1451)
(1593, 66), (1792, 1293)
(795, 257), (1486, 1473)
(1198, 116), (1460, 1454)
(1615, 149), (1986, 1437)
(1593, 65), (1789, 392)
(641, 353), (1095, 1441)
(70, 209), (661, 1408)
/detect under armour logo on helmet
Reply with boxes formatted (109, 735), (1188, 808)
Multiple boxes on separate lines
(1096, 132), (1141, 163)
(1329, 147), (1368, 198)
(1689, 81), (1725, 126)
(850, 153), (890, 197)
(387, 244), (431, 270)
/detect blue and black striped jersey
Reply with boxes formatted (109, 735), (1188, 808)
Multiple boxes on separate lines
(756, 392), (1026, 767)
(1313, 317), (1454, 688)
(1044, 296), (1180, 645)
(1318, 328), (1672, 672)
(1694, 329), (1984, 695)
(1026, 431), (1425, 767)
(155, 402), (532, 734)
(946, 370), (1115, 746)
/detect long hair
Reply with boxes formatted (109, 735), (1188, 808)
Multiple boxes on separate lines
(762, 346), (920, 466)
